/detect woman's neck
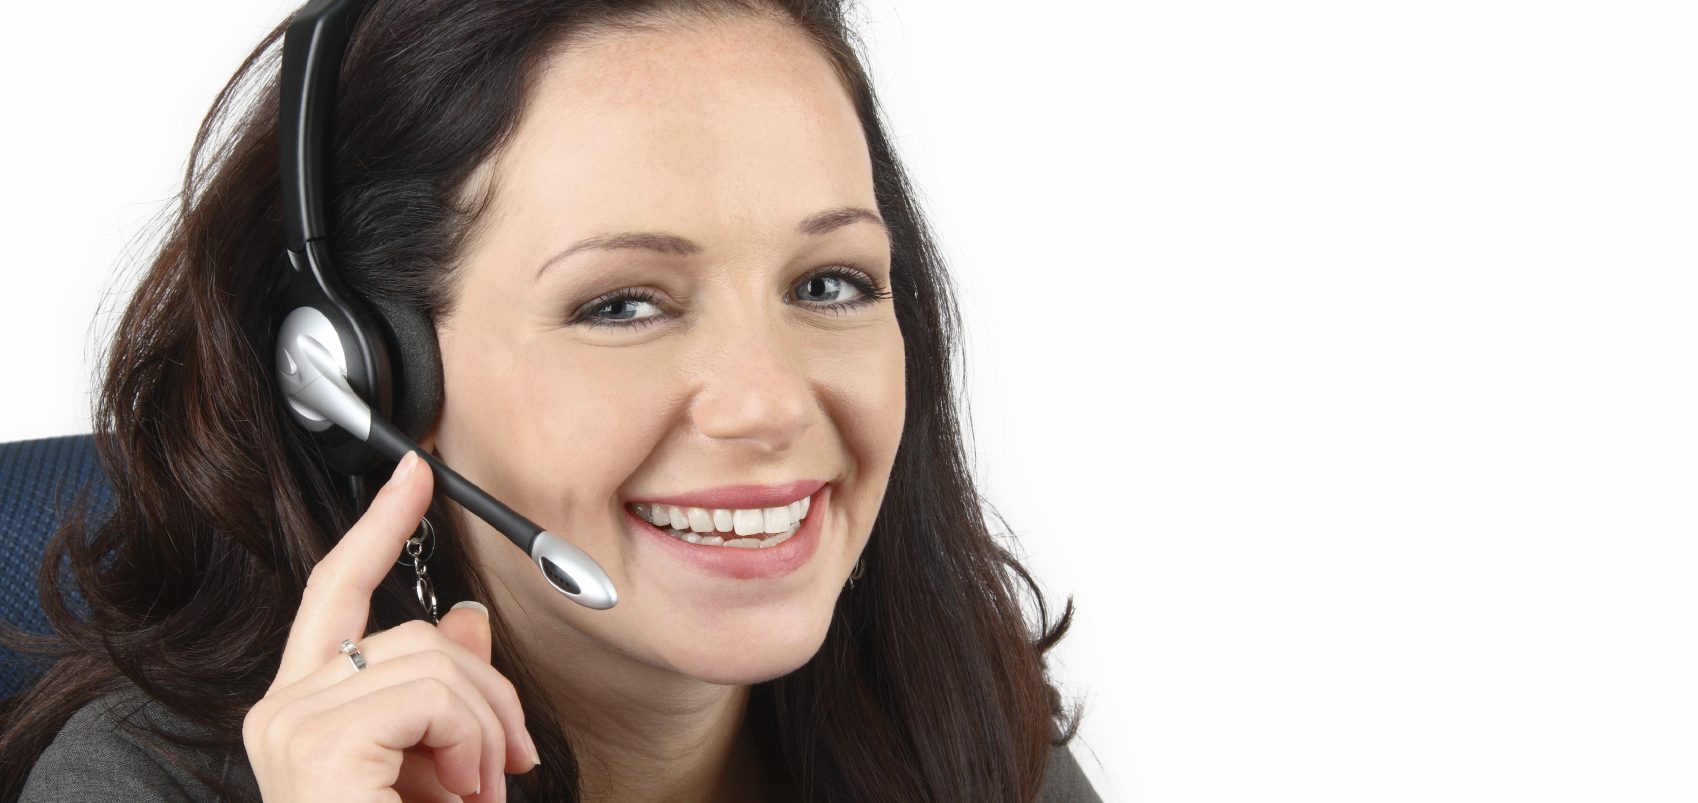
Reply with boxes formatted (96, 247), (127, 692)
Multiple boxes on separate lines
(490, 583), (770, 802)
(555, 675), (767, 803)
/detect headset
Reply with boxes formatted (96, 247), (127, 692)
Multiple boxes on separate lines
(272, 0), (618, 610)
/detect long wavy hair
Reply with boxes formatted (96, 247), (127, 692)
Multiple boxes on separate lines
(0, 1), (1082, 800)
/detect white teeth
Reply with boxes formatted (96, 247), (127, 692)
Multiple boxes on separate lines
(630, 492), (818, 548)
(687, 507), (712, 532)
(647, 518), (802, 549)
(634, 500), (808, 534)
(733, 508), (764, 536)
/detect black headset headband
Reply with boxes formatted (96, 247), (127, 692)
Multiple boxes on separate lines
(282, 0), (373, 253)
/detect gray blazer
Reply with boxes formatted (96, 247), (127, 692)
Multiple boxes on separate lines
(21, 688), (1102, 802)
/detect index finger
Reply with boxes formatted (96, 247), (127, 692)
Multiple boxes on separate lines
(275, 450), (435, 686)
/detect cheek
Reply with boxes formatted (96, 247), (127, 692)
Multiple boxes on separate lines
(437, 328), (674, 518)
(817, 322), (906, 473)
(508, 359), (680, 511)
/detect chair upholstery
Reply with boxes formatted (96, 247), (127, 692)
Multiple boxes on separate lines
(0, 435), (112, 698)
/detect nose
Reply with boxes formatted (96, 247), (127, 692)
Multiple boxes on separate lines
(687, 315), (814, 454)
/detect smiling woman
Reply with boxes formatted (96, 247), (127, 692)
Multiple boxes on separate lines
(0, 1), (1093, 801)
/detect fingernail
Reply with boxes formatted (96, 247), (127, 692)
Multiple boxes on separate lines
(526, 729), (542, 767)
(387, 451), (418, 488)
(450, 600), (489, 617)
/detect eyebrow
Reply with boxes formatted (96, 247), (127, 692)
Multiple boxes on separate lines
(533, 206), (887, 281)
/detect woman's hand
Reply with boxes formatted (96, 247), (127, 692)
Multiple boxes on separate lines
(242, 451), (541, 802)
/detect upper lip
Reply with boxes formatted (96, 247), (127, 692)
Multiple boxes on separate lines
(628, 479), (827, 511)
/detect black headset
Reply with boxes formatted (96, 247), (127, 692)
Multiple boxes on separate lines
(273, 0), (617, 610)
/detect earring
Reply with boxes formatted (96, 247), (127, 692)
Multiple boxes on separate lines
(407, 517), (439, 622)
(845, 557), (865, 590)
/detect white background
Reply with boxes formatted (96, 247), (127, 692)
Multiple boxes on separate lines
(6, 1), (1698, 801)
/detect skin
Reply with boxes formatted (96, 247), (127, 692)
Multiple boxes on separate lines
(418, 12), (906, 802)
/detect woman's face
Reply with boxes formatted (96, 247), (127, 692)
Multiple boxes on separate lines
(428, 14), (905, 686)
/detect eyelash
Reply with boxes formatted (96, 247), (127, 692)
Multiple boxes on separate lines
(569, 265), (894, 331)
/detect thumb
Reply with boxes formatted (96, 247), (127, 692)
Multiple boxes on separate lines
(437, 600), (493, 662)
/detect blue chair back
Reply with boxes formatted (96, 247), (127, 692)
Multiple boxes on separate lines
(0, 435), (112, 698)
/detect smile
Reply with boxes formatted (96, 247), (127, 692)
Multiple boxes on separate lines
(625, 496), (810, 549)
(622, 484), (831, 580)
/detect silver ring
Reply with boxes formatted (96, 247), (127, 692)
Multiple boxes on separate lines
(338, 638), (367, 672)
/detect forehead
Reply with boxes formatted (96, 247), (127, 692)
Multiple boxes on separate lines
(482, 13), (873, 244)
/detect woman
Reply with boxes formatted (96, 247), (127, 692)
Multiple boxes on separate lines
(0, 0), (1093, 800)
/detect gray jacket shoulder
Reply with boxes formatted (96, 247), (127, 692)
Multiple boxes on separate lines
(22, 689), (1099, 802)
(1037, 741), (1103, 802)
(19, 687), (258, 803)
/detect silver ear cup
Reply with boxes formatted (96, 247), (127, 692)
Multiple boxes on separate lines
(276, 305), (374, 439)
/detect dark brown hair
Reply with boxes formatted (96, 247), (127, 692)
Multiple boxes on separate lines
(0, 1), (1082, 800)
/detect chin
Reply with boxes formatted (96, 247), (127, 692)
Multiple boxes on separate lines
(668, 607), (837, 686)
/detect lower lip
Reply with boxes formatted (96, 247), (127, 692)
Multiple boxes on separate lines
(626, 484), (829, 580)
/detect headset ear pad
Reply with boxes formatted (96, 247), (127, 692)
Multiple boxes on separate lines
(364, 294), (445, 442)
